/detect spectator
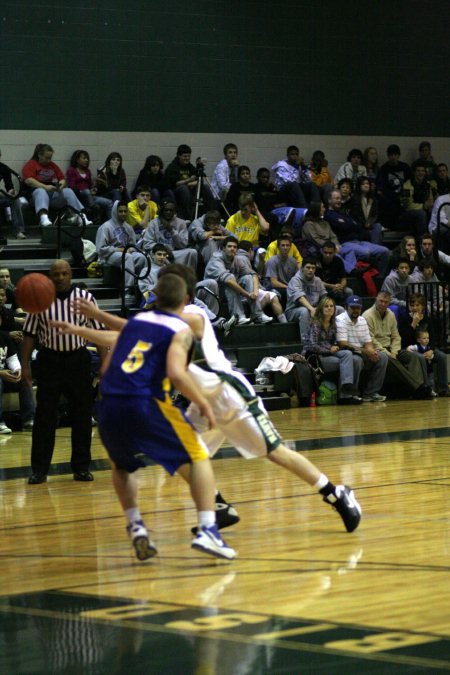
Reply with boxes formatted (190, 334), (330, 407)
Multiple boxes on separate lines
(387, 235), (418, 274)
(410, 141), (437, 180)
(204, 236), (266, 325)
(362, 291), (429, 398)
(165, 144), (214, 220)
(301, 201), (340, 256)
(236, 241), (285, 323)
(263, 235), (299, 305)
(399, 162), (437, 238)
(363, 147), (379, 186)
(429, 187), (450, 254)
(0, 149), (26, 239)
(96, 201), (147, 297)
(308, 150), (333, 204)
(66, 149), (112, 221)
(211, 143), (239, 200)
(398, 292), (449, 396)
(21, 259), (107, 484)
(416, 232), (450, 279)
(138, 243), (171, 296)
(377, 144), (411, 230)
(334, 149), (367, 189)
(253, 167), (286, 214)
(132, 155), (174, 204)
(96, 151), (130, 203)
(303, 296), (362, 404)
(406, 329), (438, 396)
(338, 178), (353, 215)
(285, 257), (330, 341)
(351, 176), (382, 244)
(435, 163), (450, 196)
(22, 144), (91, 228)
(324, 189), (389, 275)
(188, 210), (231, 264)
(126, 186), (158, 236)
(272, 145), (320, 207)
(264, 228), (303, 267)
(316, 240), (352, 304)
(0, 331), (34, 433)
(142, 200), (198, 269)
(225, 194), (269, 247)
(381, 258), (414, 312)
(224, 165), (256, 215)
(336, 296), (388, 402)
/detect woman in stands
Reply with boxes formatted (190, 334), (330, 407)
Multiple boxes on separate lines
(363, 147), (379, 186)
(66, 149), (112, 220)
(132, 155), (174, 204)
(22, 144), (91, 227)
(303, 296), (362, 404)
(351, 176), (382, 244)
(96, 151), (129, 202)
(387, 234), (418, 274)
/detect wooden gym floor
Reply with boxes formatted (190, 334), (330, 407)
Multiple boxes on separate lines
(0, 399), (449, 674)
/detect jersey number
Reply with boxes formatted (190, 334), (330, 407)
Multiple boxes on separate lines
(121, 340), (152, 374)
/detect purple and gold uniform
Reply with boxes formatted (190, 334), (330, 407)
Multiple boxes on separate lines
(98, 310), (209, 474)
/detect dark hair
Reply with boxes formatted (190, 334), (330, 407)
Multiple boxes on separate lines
(347, 148), (363, 162)
(144, 154), (164, 171)
(223, 143), (237, 155)
(223, 235), (239, 247)
(70, 149), (90, 168)
(302, 257), (317, 267)
(204, 210), (221, 226)
(105, 152), (123, 174)
(32, 143), (53, 160)
(387, 144), (401, 155)
(135, 185), (151, 195)
(116, 200), (128, 209)
(256, 167), (270, 179)
(177, 144), (191, 156)
(420, 232), (434, 242)
(287, 145), (299, 154)
(238, 240), (253, 252)
(413, 161), (427, 171)
(437, 162), (448, 171)
(419, 141), (431, 151)
(312, 150), (325, 162)
(238, 165), (251, 178)
(397, 257), (411, 267)
(338, 177), (352, 189)
(363, 147), (378, 170)
(303, 202), (322, 222)
(277, 235), (292, 245)
(417, 258), (435, 271)
(355, 175), (373, 197)
(152, 243), (170, 255)
(322, 240), (336, 250)
(408, 292), (426, 307)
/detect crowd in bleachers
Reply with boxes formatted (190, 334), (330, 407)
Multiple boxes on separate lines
(0, 139), (449, 409)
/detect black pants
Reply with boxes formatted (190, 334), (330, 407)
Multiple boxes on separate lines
(31, 348), (93, 474)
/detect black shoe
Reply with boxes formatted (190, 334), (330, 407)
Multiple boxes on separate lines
(191, 495), (241, 535)
(28, 472), (47, 484)
(438, 390), (450, 397)
(323, 485), (362, 533)
(73, 471), (94, 482)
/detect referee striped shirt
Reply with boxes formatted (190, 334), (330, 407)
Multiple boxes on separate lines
(23, 285), (104, 352)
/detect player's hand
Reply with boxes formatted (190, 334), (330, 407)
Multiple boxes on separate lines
(49, 319), (76, 335)
(71, 297), (98, 319)
(198, 401), (216, 430)
(10, 331), (23, 343)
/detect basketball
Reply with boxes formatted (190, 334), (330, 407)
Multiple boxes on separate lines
(16, 273), (56, 314)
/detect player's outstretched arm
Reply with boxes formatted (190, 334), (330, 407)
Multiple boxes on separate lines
(71, 297), (127, 331)
(50, 320), (119, 347)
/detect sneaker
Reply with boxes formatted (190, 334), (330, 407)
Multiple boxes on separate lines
(0, 422), (12, 435)
(323, 485), (362, 533)
(253, 314), (273, 324)
(126, 519), (158, 561)
(191, 524), (236, 560)
(22, 419), (34, 430)
(222, 314), (237, 337)
(236, 316), (251, 326)
(16, 232), (27, 239)
(362, 393), (386, 402)
(40, 214), (52, 227)
(338, 396), (363, 405)
(191, 496), (240, 535)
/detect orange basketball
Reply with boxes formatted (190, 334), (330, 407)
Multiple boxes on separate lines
(16, 273), (56, 314)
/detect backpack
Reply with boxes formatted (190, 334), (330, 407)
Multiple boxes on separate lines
(87, 261), (103, 278)
(317, 380), (338, 405)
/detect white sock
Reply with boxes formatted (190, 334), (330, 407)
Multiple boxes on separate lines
(313, 473), (329, 491)
(198, 510), (215, 528)
(125, 507), (141, 525)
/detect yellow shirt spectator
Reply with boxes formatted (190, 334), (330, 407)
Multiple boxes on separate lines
(265, 240), (302, 265)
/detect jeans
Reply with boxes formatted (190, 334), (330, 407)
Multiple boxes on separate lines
(319, 350), (363, 396)
(0, 379), (35, 424)
(31, 187), (84, 214)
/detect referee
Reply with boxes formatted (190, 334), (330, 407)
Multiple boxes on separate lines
(21, 260), (106, 484)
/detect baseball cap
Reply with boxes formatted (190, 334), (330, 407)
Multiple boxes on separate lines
(347, 295), (363, 307)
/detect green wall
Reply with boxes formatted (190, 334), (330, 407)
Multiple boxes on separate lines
(1, 1), (449, 135)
